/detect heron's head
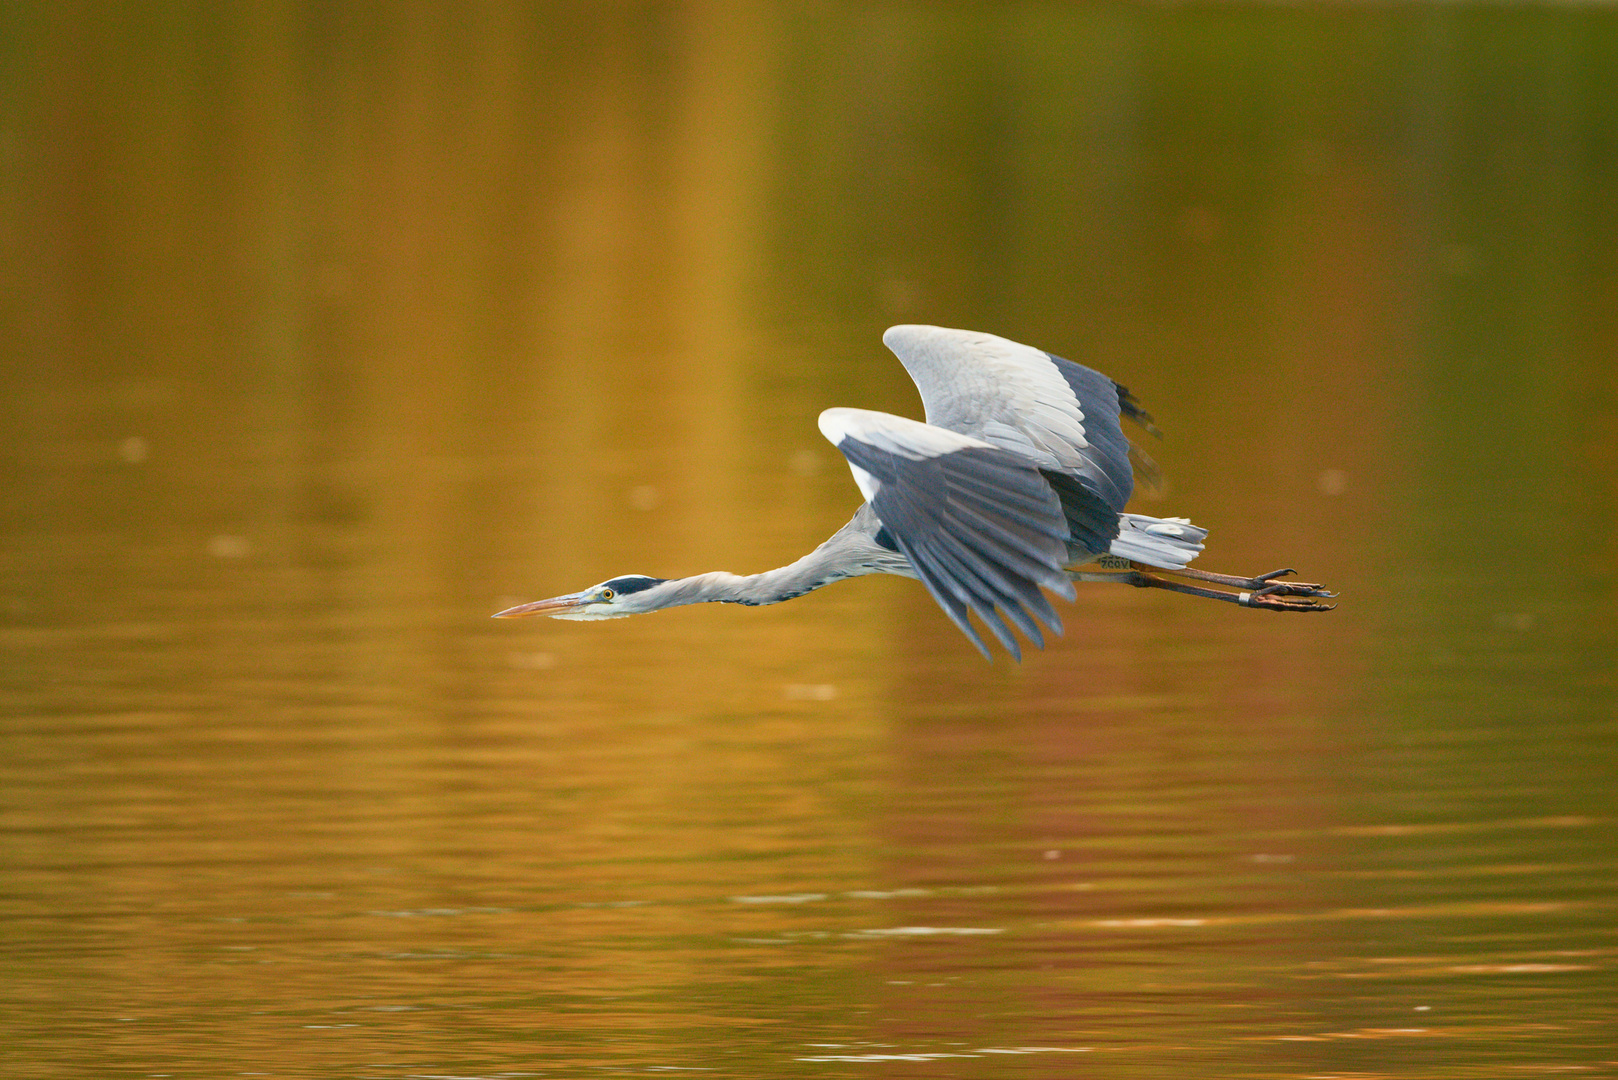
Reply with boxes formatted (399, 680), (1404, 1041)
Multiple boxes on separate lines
(492, 574), (670, 620)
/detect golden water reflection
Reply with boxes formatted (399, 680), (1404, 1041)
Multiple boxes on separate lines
(3, 4), (1616, 1077)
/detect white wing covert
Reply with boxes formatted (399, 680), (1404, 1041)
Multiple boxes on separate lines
(819, 407), (1076, 661)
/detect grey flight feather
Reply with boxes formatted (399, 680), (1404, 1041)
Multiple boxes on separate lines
(828, 422), (1077, 661)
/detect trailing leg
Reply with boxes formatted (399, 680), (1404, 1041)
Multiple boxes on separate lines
(1156, 564), (1335, 599)
(1070, 568), (1336, 612)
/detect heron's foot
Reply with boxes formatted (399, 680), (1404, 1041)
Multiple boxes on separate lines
(1158, 564), (1337, 598)
(1238, 583), (1337, 612)
(1071, 567), (1339, 611)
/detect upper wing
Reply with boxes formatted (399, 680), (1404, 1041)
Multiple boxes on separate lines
(881, 325), (1137, 514)
(819, 407), (1077, 662)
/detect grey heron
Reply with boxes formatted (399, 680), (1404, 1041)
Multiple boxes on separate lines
(495, 325), (1335, 661)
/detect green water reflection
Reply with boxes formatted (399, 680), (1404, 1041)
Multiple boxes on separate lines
(2, 4), (1615, 1078)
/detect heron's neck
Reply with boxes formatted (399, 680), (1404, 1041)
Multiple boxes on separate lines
(647, 521), (901, 610)
(667, 548), (861, 608)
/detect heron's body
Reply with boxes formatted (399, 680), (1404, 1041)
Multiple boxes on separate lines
(496, 326), (1334, 659)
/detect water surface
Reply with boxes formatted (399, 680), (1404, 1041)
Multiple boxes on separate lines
(3, 5), (1616, 1078)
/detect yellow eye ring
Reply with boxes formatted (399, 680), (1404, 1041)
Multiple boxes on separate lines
(600, 588), (615, 600)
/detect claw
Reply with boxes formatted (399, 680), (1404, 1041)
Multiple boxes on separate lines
(1240, 589), (1337, 613)
(1257, 568), (1297, 581)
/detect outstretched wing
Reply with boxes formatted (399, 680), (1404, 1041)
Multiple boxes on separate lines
(881, 324), (1139, 515)
(819, 407), (1077, 662)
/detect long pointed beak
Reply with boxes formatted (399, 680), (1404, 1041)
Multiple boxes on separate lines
(492, 591), (590, 618)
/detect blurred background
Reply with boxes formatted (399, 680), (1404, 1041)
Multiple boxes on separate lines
(2, 3), (1615, 1077)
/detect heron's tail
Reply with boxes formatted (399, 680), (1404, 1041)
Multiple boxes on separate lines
(1106, 514), (1207, 570)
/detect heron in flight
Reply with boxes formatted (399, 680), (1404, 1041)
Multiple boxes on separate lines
(496, 325), (1335, 660)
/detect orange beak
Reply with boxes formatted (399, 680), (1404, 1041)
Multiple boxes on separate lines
(491, 591), (591, 618)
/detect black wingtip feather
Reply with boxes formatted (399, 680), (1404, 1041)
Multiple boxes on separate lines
(1115, 382), (1162, 438)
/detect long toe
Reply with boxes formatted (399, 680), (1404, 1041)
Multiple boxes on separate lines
(1241, 589), (1337, 612)
(1254, 579), (1334, 597)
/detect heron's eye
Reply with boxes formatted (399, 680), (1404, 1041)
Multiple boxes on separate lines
(600, 588), (615, 600)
